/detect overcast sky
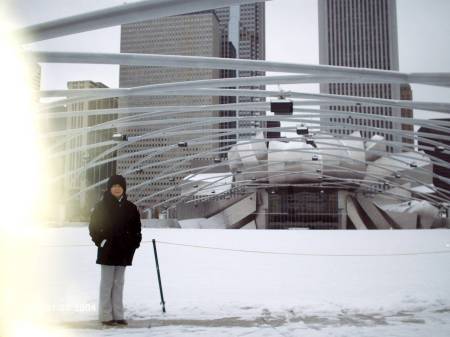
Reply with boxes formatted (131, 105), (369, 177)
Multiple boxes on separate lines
(6, 0), (450, 119)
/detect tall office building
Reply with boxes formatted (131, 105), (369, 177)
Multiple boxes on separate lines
(64, 80), (118, 220)
(119, 13), (222, 215)
(196, 4), (266, 153)
(118, 6), (265, 214)
(400, 84), (414, 147)
(43, 104), (67, 222)
(214, 4), (265, 73)
(318, 0), (401, 150)
(214, 4), (266, 139)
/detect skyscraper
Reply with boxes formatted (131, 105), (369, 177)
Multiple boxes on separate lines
(65, 80), (118, 220)
(214, 4), (265, 70)
(197, 4), (266, 152)
(214, 4), (266, 139)
(118, 13), (222, 215)
(400, 84), (414, 148)
(118, 5), (265, 214)
(318, 0), (401, 150)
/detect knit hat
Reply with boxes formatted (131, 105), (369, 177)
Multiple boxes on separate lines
(107, 174), (126, 193)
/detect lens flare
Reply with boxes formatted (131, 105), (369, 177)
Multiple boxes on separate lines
(8, 321), (71, 337)
(0, 9), (56, 337)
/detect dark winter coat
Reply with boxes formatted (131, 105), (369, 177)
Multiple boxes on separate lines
(89, 191), (142, 266)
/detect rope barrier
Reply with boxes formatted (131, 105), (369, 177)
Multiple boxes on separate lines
(153, 240), (450, 257)
(38, 239), (450, 257)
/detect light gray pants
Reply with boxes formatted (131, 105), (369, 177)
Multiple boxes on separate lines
(99, 265), (126, 321)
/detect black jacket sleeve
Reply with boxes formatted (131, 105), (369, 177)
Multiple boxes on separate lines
(130, 205), (142, 249)
(89, 203), (106, 247)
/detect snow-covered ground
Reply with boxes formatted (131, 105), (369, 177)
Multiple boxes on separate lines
(35, 228), (450, 336)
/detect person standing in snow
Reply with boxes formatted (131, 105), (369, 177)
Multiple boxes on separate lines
(89, 174), (142, 326)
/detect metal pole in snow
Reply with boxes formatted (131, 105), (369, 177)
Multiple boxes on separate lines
(152, 239), (166, 313)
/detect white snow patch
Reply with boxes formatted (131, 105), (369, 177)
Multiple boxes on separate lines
(35, 228), (450, 336)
